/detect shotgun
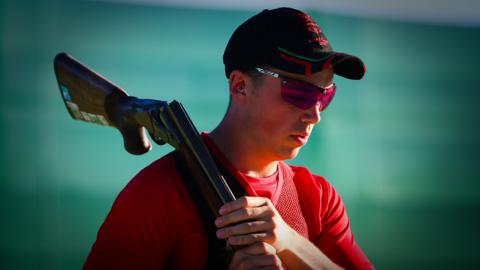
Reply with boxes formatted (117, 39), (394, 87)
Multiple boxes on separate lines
(54, 52), (240, 267)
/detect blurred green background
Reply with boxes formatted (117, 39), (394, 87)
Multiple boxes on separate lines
(1, 0), (479, 269)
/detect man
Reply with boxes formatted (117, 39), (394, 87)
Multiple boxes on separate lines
(84, 7), (374, 270)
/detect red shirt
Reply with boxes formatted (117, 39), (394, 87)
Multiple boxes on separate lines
(84, 134), (374, 269)
(242, 169), (281, 202)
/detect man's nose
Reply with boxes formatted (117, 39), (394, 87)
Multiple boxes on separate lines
(301, 103), (321, 124)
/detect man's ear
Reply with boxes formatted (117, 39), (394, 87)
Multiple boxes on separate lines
(228, 70), (247, 98)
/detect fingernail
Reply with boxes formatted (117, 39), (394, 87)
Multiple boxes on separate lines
(219, 207), (225, 215)
(228, 237), (237, 245)
(216, 229), (225, 238)
(215, 218), (222, 227)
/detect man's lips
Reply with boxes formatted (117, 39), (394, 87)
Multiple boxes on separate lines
(290, 132), (310, 145)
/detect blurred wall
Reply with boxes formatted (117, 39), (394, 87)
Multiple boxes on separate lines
(1, 0), (479, 269)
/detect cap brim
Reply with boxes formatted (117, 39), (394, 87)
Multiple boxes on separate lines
(328, 52), (366, 80)
(271, 48), (366, 79)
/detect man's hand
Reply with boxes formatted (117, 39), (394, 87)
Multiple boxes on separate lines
(216, 196), (343, 270)
(215, 196), (294, 253)
(228, 242), (283, 270)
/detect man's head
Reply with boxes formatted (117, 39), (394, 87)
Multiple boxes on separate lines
(217, 7), (365, 162)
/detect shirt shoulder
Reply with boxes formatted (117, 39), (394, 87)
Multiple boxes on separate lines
(287, 164), (374, 269)
(84, 152), (207, 269)
(124, 153), (182, 192)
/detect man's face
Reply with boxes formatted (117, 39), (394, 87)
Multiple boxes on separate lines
(241, 66), (334, 161)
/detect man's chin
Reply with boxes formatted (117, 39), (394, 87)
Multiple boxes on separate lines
(278, 146), (302, 161)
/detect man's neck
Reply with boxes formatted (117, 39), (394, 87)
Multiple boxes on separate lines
(209, 121), (278, 178)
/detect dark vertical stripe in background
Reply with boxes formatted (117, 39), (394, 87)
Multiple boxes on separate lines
(0, 0), (479, 269)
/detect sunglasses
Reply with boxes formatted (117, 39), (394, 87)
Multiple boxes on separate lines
(255, 67), (336, 111)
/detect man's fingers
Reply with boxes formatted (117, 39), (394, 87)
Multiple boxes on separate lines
(217, 220), (272, 239)
(228, 232), (271, 246)
(247, 254), (281, 268)
(243, 242), (276, 256)
(216, 205), (274, 227)
(219, 196), (269, 215)
(228, 243), (283, 270)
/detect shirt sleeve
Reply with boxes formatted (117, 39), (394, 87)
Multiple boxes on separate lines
(313, 176), (374, 270)
(292, 166), (374, 270)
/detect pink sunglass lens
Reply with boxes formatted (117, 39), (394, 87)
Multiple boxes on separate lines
(281, 87), (319, 109)
(281, 80), (336, 111)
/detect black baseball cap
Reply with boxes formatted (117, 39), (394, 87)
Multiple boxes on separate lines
(223, 7), (366, 80)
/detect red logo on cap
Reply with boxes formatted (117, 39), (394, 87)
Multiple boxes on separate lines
(313, 37), (329, 47)
(298, 13), (329, 47)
